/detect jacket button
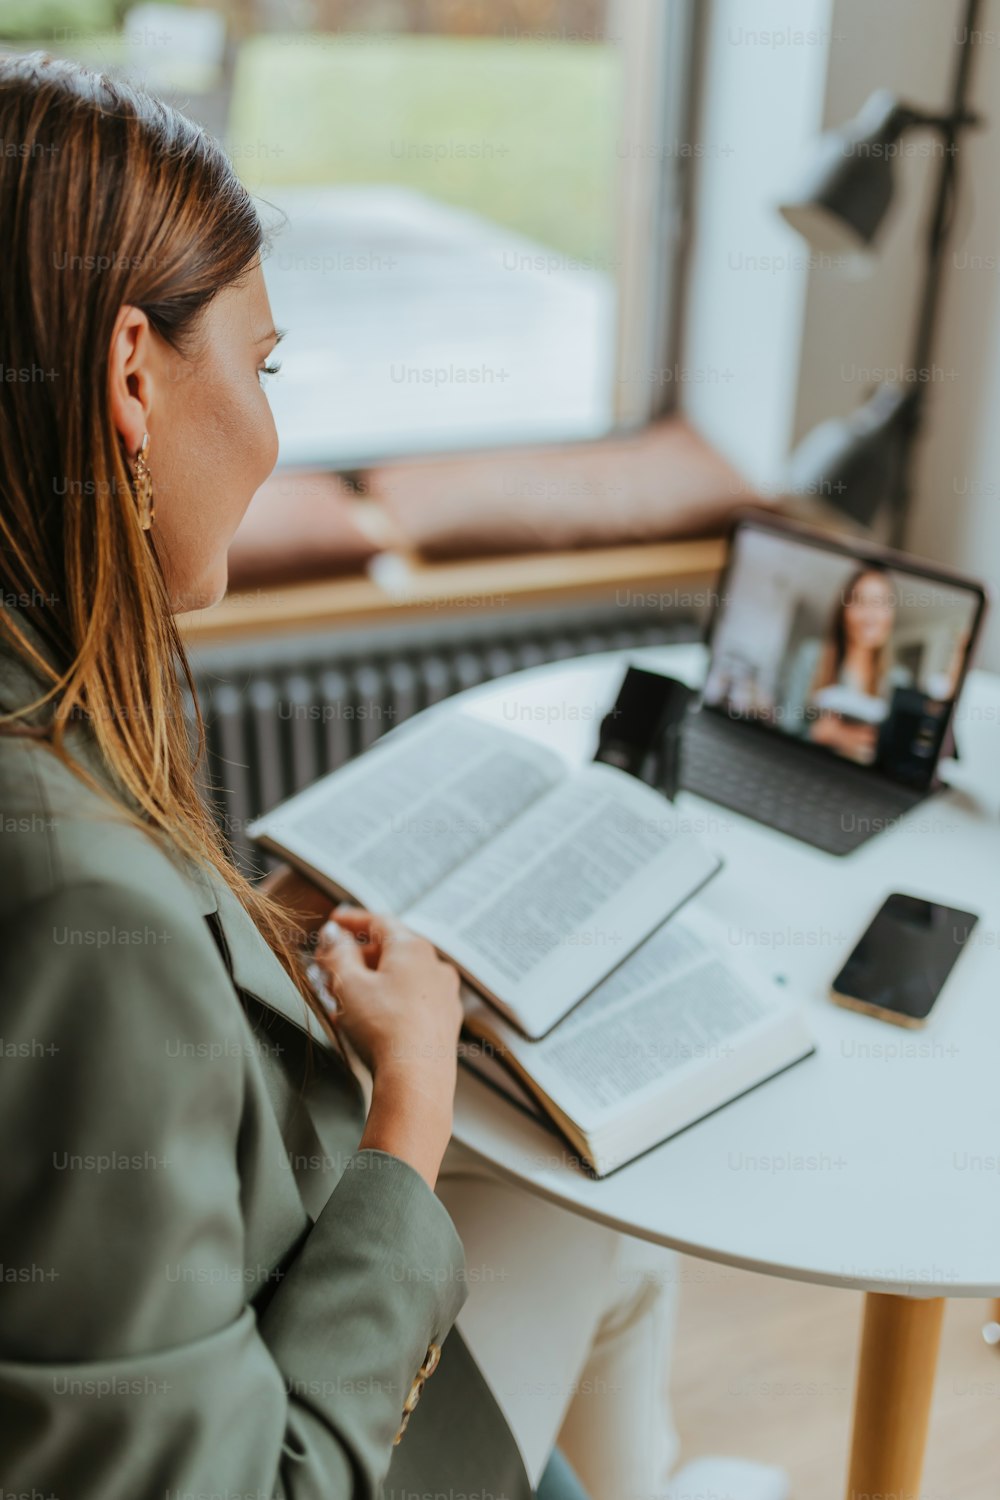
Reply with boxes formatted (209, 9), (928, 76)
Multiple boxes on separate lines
(392, 1343), (443, 1444)
(393, 1380), (424, 1445)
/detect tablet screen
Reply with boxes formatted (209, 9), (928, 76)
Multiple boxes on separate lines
(702, 522), (985, 786)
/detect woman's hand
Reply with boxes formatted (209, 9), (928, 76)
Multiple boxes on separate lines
(809, 713), (877, 763)
(313, 908), (463, 1189)
(314, 907), (463, 1081)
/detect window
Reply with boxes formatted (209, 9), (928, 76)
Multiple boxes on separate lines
(2, 0), (695, 464)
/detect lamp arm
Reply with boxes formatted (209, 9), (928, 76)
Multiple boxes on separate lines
(901, 106), (981, 132)
(899, 101), (983, 133)
(909, 0), (983, 386)
(883, 0), (984, 544)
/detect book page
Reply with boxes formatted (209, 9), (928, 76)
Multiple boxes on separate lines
(407, 761), (720, 1036)
(467, 910), (784, 1129)
(251, 712), (566, 911)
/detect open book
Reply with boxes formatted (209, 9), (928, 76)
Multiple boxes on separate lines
(460, 907), (815, 1178)
(249, 710), (721, 1038)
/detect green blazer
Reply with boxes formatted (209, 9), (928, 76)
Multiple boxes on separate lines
(0, 613), (532, 1499)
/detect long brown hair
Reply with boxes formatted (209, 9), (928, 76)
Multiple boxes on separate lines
(813, 564), (893, 696)
(0, 53), (324, 1029)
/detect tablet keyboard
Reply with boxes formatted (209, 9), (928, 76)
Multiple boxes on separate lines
(680, 711), (924, 855)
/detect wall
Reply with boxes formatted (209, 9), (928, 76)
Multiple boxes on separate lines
(681, 0), (832, 491)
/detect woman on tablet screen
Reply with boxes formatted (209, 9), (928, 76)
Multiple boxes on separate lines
(803, 565), (908, 763)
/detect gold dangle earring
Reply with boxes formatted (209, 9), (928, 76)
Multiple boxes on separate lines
(133, 432), (155, 531)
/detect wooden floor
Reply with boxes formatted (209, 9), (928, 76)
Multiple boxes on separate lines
(671, 1256), (999, 1499)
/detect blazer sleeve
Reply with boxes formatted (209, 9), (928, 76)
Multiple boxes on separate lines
(0, 879), (468, 1500)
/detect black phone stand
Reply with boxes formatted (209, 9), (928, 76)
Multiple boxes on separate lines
(593, 667), (695, 800)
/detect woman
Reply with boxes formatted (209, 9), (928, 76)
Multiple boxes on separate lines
(782, 565), (905, 763)
(0, 54), (785, 1500)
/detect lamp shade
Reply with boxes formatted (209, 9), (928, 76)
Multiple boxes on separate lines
(778, 90), (915, 252)
(785, 383), (914, 528)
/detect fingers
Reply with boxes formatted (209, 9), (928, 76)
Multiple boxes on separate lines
(327, 906), (384, 968)
(314, 919), (372, 991)
(326, 907), (429, 972)
(328, 905), (369, 927)
(328, 906), (384, 964)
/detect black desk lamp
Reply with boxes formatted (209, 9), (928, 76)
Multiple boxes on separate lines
(776, 0), (984, 544)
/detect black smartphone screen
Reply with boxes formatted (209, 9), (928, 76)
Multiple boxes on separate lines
(605, 667), (684, 743)
(594, 667), (694, 793)
(833, 894), (978, 1022)
(598, 667), (693, 751)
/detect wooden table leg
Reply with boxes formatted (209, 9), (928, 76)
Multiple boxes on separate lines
(845, 1292), (945, 1500)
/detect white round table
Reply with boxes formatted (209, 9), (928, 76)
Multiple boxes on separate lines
(439, 645), (1000, 1500)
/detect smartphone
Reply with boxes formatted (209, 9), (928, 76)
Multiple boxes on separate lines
(831, 894), (978, 1028)
(594, 666), (694, 796)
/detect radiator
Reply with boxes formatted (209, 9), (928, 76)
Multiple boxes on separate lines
(186, 602), (699, 874)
